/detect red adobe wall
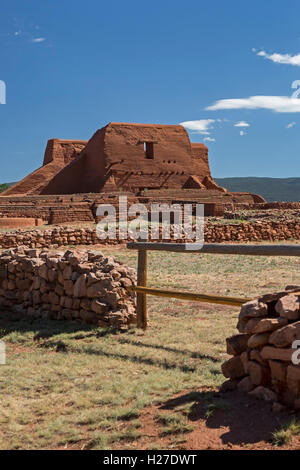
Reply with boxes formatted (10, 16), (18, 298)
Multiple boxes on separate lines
(41, 128), (107, 194)
(0, 218), (44, 229)
(191, 143), (211, 178)
(103, 123), (198, 191)
(2, 139), (87, 196)
(43, 139), (88, 166)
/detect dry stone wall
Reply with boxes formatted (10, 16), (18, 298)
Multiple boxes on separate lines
(222, 289), (300, 410)
(0, 221), (300, 249)
(205, 221), (300, 242)
(0, 247), (137, 328)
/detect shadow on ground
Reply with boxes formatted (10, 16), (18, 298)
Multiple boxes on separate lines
(159, 388), (293, 446)
(117, 337), (219, 362)
(0, 311), (214, 373)
(0, 311), (115, 340)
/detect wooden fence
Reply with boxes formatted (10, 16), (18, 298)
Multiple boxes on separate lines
(127, 242), (300, 330)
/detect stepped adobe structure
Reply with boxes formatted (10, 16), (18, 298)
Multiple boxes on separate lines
(3, 122), (227, 196)
(0, 122), (265, 224)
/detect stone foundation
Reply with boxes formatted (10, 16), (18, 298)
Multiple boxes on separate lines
(222, 288), (300, 410)
(0, 247), (137, 328)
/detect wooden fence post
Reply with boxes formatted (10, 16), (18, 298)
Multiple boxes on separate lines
(136, 249), (148, 330)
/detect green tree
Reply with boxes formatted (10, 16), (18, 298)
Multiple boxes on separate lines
(0, 183), (10, 193)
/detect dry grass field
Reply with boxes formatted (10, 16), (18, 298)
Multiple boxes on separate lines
(1, 243), (300, 450)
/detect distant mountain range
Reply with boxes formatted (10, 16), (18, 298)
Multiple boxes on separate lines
(1, 178), (300, 202)
(215, 177), (300, 202)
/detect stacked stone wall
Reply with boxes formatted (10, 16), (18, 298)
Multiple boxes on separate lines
(223, 289), (300, 410)
(0, 247), (136, 328)
(0, 221), (300, 249)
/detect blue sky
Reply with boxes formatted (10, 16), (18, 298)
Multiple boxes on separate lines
(1, 0), (300, 183)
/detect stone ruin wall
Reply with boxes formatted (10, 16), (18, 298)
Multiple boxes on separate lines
(0, 192), (140, 225)
(222, 290), (300, 410)
(0, 220), (300, 250)
(0, 188), (270, 227)
(0, 247), (136, 328)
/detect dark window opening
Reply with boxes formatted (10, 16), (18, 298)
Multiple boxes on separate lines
(144, 142), (154, 159)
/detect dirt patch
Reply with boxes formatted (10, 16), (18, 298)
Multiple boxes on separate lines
(7, 344), (37, 355)
(135, 387), (300, 450)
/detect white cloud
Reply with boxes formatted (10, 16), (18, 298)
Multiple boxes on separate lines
(180, 119), (215, 134)
(255, 49), (300, 66)
(31, 37), (46, 43)
(240, 130), (247, 136)
(203, 137), (216, 142)
(234, 121), (250, 128)
(206, 95), (300, 113)
(286, 121), (296, 128)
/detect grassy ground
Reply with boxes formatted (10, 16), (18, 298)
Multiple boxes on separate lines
(0, 244), (300, 450)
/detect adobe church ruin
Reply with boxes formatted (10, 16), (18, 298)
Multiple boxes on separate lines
(3, 123), (227, 195)
(0, 122), (264, 224)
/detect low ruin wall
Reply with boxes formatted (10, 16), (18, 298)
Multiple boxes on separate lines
(222, 289), (300, 410)
(0, 192), (138, 225)
(0, 218), (44, 229)
(205, 221), (300, 242)
(0, 247), (136, 328)
(49, 208), (95, 224)
(234, 202), (300, 211)
(0, 221), (300, 249)
(0, 189), (275, 226)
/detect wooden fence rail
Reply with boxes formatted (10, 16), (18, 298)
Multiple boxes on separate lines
(127, 242), (300, 330)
